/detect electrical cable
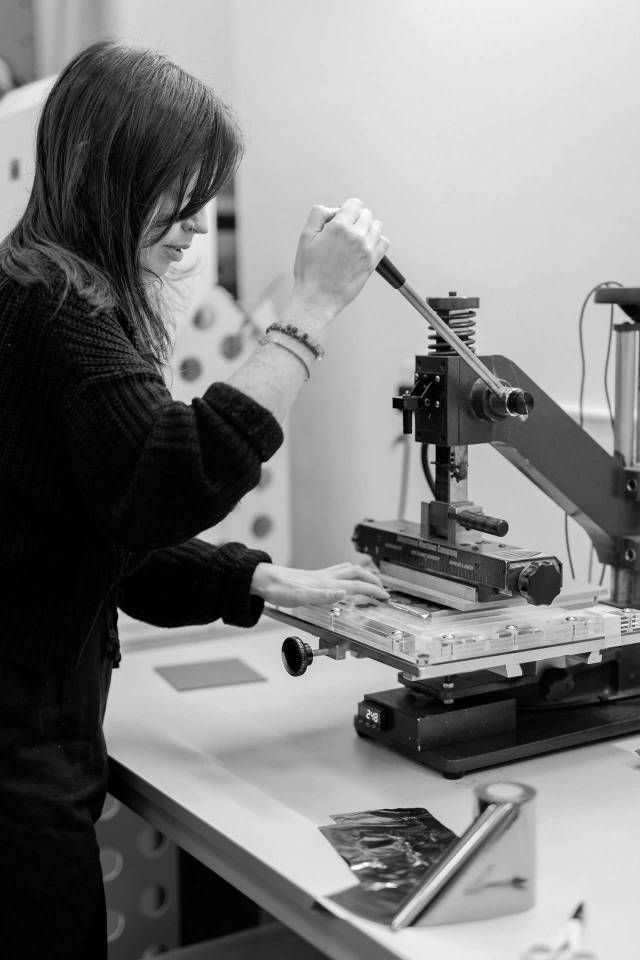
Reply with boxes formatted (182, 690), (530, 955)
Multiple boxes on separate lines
(603, 304), (615, 432)
(572, 281), (622, 584)
(564, 513), (576, 580)
(577, 283), (621, 427)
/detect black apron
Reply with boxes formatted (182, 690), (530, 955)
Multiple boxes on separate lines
(0, 599), (120, 960)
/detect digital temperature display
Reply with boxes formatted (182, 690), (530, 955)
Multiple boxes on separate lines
(358, 701), (386, 730)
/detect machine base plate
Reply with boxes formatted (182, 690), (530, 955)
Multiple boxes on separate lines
(354, 687), (640, 778)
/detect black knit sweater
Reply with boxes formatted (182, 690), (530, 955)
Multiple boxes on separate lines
(0, 271), (284, 671)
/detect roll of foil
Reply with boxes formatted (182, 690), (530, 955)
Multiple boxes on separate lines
(320, 807), (457, 924)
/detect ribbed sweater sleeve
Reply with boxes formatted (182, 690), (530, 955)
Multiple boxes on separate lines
(116, 539), (271, 628)
(37, 288), (284, 550)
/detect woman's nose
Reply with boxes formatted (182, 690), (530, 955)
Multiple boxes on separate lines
(183, 208), (208, 235)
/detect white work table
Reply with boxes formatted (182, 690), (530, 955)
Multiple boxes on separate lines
(105, 621), (640, 960)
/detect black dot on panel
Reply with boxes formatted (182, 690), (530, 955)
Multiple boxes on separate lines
(138, 827), (168, 858)
(220, 334), (243, 360)
(179, 357), (202, 381)
(106, 908), (126, 942)
(100, 795), (121, 821)
(100, 847), (124, 882)
(139, 884), (170, 918)
(252, 514), (274, 538)
(192, 303), (217, 330)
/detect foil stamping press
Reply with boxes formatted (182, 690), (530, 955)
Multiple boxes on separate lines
(268, 261), (640, 777)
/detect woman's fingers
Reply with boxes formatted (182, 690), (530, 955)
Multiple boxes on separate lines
(280, 577), (389, 608)
(302, 204), (340, 236)
(301, 587), (347, 606)
(301, 582), (388, 606)
(332, 197), (364, 225)
(339, 579), (389, 600)
(316, 575), (389, 600)
(293, 197), (387, 319)
(354, 206), (373, 236)
(251, 560), (391, 608)
(320, 562), (385, 587)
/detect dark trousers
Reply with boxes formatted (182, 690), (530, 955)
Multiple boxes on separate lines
(0, 605), (118, 960)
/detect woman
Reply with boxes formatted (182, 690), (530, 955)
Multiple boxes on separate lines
(0, 40), (389, 959)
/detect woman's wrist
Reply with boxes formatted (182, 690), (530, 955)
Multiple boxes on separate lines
(250, 562), (272, 598)
(286, 289), (337, 338)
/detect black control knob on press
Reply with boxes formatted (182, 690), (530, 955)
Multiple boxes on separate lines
(517, 560), (562, 606)
(281, 636), (314, 676)
(454, 509), (509, 538)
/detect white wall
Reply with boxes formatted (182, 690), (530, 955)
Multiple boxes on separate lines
(32, 0), (106, 76)
(102, 0), (235, 101)
(229, 0), (640, 581)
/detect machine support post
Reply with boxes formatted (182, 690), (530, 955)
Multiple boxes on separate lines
(614, 324), (640, 468)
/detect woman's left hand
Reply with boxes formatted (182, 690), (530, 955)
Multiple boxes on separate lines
(250, 560), (389, 607)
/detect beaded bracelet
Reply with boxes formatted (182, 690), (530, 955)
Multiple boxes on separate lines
(264, 322), (325, 360)
(258, 332), (311, 380)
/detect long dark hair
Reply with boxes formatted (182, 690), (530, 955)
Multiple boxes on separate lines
(0, 40), (243, 365)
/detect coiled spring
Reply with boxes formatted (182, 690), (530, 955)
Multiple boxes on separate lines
(426, 293), (478, 355)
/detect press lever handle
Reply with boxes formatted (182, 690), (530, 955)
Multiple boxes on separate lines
(376, 255), (405, 290)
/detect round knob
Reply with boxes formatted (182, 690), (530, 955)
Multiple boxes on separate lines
(517, 559), (562, 606)
(281, 636), (314, 676)
(538, 666), (575, 702)
(506, 389), (534, 417)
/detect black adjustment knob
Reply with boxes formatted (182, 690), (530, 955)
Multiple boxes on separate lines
(508, 390), (534, 417)
(281, 636), (314, 676)
(517, 559), (562, 606)
(538, 666), (575, 702)
(454, 509), (509, 538)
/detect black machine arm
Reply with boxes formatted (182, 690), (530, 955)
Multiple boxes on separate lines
(483, 356), (638, 567)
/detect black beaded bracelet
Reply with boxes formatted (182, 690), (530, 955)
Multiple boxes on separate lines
(264, 322), (325, 360)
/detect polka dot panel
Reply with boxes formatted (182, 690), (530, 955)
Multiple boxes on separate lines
(97, 794), (179, 958)
(139, 884), (171, 918)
